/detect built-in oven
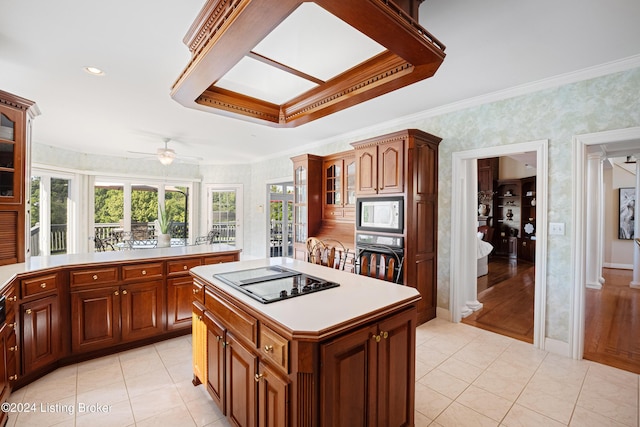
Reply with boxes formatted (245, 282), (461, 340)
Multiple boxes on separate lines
(355, 233), (405, 284)
(356, 196), (404, 234)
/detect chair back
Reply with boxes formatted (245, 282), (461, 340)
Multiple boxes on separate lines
(307, 238), (349, 270)
(356, 245), (404, 284)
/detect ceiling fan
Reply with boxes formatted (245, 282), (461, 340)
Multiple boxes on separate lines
(127, 138), (202, 165)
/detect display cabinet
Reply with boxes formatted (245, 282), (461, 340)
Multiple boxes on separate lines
(323, 151), (356, 221)
(291, 154), (323, 261)
(519, 176), (537, 262)
(0, 90), (39, 265)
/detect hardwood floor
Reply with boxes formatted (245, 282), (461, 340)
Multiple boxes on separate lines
(583, 268), (640, 374)
(462, 257), (535, 343)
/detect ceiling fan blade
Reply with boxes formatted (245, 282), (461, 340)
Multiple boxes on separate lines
(127, 150), (156, 156)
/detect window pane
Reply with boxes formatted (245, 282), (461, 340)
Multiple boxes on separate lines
(51, 178), (70, 254)
(94, 182), (124, 250)
(131, 184), (158, 239)
(166, 185), (188, 241)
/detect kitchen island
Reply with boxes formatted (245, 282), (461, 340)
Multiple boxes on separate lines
(190, 257), (421, 427)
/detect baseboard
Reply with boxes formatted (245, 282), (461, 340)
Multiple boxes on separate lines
(604, 262), (632, 270)
(544, 336), (571, 357)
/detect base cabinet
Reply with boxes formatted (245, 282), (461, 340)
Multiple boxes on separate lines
(168, 276), (195, 331)
(321, 308), (415, 427)
(21, 295), (60, 374)
(192, 303), (207, 386)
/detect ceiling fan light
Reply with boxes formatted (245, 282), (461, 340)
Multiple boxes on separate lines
(157, 148), (176, 165)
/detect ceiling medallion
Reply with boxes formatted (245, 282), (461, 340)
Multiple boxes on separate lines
(171, 0), (445, 127)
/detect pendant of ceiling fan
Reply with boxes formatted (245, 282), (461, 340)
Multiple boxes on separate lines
(127, 137), (202, 165)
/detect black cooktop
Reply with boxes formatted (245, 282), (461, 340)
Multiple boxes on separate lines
(213, 265), (340, 304)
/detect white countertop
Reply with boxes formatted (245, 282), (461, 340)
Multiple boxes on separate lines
(0, 244), (240, 289)
(191, 257), (421, 337)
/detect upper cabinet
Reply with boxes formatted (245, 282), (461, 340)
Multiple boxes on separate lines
(291, 154), (323, 261)
(0, 90), (39, 265)
(352, 137), (404, 195)
(323, 151), (356, 221)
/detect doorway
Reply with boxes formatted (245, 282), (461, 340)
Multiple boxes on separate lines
(207, 185), (243, 248)
(267, 182), (294, 257)
(450, 140), (548, 349)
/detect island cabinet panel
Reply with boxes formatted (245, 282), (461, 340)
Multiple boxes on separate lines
(321, 307), (415, 427)
(192, 302), (207, 386)
(71, 286), (121, 353)
(257, 361), (289, 427)
(21, 294), (60, 375)
(226, 332), (258, 427)
(120, 280), (163, 342)
(205, 310), (226, 411)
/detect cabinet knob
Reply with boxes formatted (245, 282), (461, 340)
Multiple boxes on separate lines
(381, 331), (389, 339)
(40, 283), (47, 289)
(122, 290), (128, 295)
(8, 296), (17, 302)
(114, 290), (119, 296)
(372, 334), (381, 342)
(25, 309), (32, 315)
(8, 375), (17, 381)
(9, 322), (16, 330)
(183, 265), (188, 270)
(216, 335), (222, 342)
(141, 270), (146, 275)
(264, 345), (273, 352)
(9, 345), (18, 352)
(198, 315), (203, 321)
(93, 275), (98, 280)
(254, 373), (263, 382)
(193, 289), (199, 294)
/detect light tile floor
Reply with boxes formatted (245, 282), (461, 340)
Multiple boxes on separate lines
(6, 318), (640, 426)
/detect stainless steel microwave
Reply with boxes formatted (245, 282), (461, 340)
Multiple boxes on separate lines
(356, 196), (404, 233)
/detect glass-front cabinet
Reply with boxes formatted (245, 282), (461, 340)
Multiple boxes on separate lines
(0, 110), (20, 203)
(323, 151), (356, 221)
(291, 154), (322, 261)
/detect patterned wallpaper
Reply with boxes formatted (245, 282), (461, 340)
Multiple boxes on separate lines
(33, 66), (640, 344)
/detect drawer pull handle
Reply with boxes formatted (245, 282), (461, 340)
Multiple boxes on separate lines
(198, 315), (203, 321)
(193, 289), (199, 294)
(25, 309), (32, 315)
(8, 375), (17, 381)
(122, 290), (128, 295)
(93, 275), (98, 280)
(216, 335), (222, 342)
(264, 345), (273, 352)
(142, 270), (146, 275)
(8, 296), (16, 302)
(9, 322), (16, 329)
(40, 283), (47, 289)
(372, 334), (381, 342)
(183, 265), (188, 270)
(381, 331), (389, 339)
(222, 341), (230, 348)
(254, 373), (263, 382)
(114, 291), (119, 296)
(9, 345), (18, 352)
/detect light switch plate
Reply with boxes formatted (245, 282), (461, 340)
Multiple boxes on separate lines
(549, 222), (565, 235)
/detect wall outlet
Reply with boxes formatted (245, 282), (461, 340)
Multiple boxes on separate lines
(549, 222), (565, 235)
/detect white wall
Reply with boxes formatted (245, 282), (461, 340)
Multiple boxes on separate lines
(604, 161), (636, 268)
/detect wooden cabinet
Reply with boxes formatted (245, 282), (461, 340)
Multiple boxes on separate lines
(323, 151), (356, 221)
(0, 90), (38, 265)
(199, 287), (286, 427)
(477, 157), (499, 230)
(167, 276), (195, 331)
(0, 285), (18, 427)
(352, 129), (441, 323)
(21, 294), (59, 374)
(291, 154), (323, 261)
(353, 138), (404, 195)
(192, 302), (207, 386)
(321, 307), (415, 427)
(120, 280), (163, 342)
(71, 285), (121, 353)
(519, 176), (537, 262)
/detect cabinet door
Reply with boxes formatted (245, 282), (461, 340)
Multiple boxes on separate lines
(324, 159), (342, 207)
(375, 309), (415, 427)
(321, 324), (378, 427)
(355, 146), (377, 195)
(0, 326), (7, 405)
(0, 106), (24, 205)
(120, 280), (164, 342)
(192, 303), (207, 386)
(226, 332), (257, 427)
(205, 311), (226, 412)
(378, 139), (404, 194)
(167, 276), (194, 331)
(71, 287), (120, 353)
(257, 361), (288, 427)
(22, 295), (59, 374)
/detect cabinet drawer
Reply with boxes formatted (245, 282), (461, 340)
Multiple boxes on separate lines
(260, 324), (289, 371)
(193, 282), (204, 305)
(71, 267), (118, 287)
(22, 274), (57, 298)
(167, 258), (202, 276)
(203, 254), (238, 265)
(205, 288), (257, 346)
(122, 262), (163, 281)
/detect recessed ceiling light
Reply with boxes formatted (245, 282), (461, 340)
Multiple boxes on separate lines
(83, 66), (105, 76)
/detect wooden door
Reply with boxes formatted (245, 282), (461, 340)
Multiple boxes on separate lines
(167, 276), (194, 331)
(120, 280), (164, 342)
(377, 139), (404, 194)
(257, 361), (288, 427)
(355, 145), (377, 195)
(192, 303), (207, 386)
(70, 286), (120, 353)
(375, 309), (415, 427)
(205, 311), (226, 412)
(21, 295), (59, 374)
(226, 332), (257, 427)
(321, 323), (378, 427)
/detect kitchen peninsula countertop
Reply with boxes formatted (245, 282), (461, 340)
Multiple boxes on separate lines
(191, 256), (421, 338)
(0, 244), (240, 289)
